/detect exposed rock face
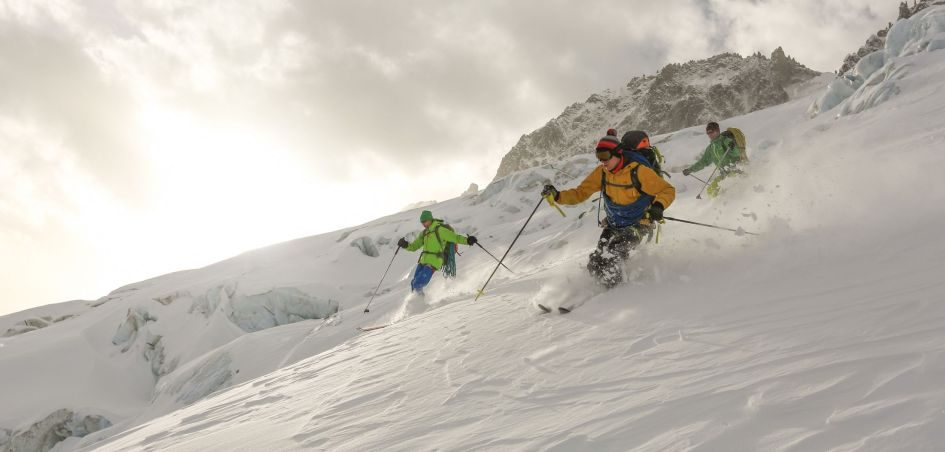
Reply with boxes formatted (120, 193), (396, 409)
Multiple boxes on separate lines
(838, 29), (890, 76)
(462, 183), (479, 197)
(493, 48), (818, 180)
(902, 0), (945, 18)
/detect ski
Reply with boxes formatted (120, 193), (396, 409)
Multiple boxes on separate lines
(357, 324), (389, 332)
(536, 304), (573, 314)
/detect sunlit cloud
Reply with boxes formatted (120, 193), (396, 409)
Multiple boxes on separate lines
(0, 0), (899, 314)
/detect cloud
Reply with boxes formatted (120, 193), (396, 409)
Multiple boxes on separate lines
(706, 0), (896, 72)
(0, 0), (902, 312)
(0, 10), (152, 206)
(2, 0), (898, 190)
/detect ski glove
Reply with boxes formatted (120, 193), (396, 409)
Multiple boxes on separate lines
(541, 184), (559, 200)
(682, 168), (692, 176)
(467, 236), (478, 246)
(397, 238), (409, 249)
(647, 203), (665, 222)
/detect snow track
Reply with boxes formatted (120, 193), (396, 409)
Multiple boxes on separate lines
(3, 7), (945, 451)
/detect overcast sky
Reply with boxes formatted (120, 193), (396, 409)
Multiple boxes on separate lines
(0, 0), (897, 315)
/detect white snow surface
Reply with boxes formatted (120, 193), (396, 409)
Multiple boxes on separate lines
(2, 10), (945, 451)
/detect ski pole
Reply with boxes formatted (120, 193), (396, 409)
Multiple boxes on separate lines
(695, 145), (734, 200)
(545, 194), (566, 217)
(475, 242), (515, 274)
(476, 197), (544, 301)
(686, 173), (709, 185)
(364, 247), (400, 313)
(664, 216), (759, 236)
(549, 164), (577, 180)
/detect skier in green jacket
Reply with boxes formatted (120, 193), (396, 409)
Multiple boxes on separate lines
(683, 122), (746, 198)
(397, 210), (477, 294)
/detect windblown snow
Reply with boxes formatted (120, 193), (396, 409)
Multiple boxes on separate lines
(2, 6), (945, 452)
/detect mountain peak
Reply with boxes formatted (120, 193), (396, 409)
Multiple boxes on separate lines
(493, 49), (818, 180)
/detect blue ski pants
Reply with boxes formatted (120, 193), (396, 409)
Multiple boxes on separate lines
(410, 264), (435, 293)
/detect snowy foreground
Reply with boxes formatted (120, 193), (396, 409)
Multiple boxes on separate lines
(3, 8), (945, 452)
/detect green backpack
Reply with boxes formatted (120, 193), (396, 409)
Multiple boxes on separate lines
(721, 127), (748, 162)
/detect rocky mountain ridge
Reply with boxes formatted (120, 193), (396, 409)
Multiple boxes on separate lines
(493, 47), (819, 180)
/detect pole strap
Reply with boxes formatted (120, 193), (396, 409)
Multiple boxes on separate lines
(545, 194), (566, 217)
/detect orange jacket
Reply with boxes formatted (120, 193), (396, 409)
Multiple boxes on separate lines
(557, 160), (675, 223)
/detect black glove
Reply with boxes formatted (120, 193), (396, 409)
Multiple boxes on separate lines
(682, 168), (692, 176)
(541, 184), (559, 200)
(647, 203), (664, 221)
(467, 236), (478, 246)
(397, 237), (409, 248)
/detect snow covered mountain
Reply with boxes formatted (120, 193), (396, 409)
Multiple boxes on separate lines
(2, 5), (945, 452)
(493, 48), (819, 180)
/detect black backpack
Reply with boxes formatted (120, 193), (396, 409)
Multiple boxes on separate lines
(618, 130), (669, 192)
(619, 131), (666, 176)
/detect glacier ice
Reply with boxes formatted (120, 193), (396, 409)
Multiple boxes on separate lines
(2, 409), (110, 452)
(810, 5), (945, 116)
(227, 287), (339, 333)
(350, 236), (380, 257)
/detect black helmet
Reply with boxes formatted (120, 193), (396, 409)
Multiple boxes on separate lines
(620, 130), (650, 150)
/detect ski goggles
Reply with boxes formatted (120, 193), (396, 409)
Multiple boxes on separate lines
(596, 149), (616, 162)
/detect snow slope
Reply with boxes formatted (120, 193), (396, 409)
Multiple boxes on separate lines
(2, 7), (945, 451)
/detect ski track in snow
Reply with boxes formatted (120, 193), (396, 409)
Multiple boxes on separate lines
(90, 255), (945, 451)
(3, 8), (945, 451)
(87, 212), (945, 450)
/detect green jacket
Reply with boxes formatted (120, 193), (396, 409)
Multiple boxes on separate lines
(406, 220), (469, 270)
(688, 134), (742, 174)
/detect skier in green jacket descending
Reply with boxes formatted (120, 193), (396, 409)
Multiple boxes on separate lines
(683, 122), (747, 198)
(397, 210), (477, 294)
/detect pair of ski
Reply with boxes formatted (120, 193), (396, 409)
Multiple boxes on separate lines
(357, 324), (389, 332)
(537, 304), (573, 314)
(359, 303), (575, 331)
